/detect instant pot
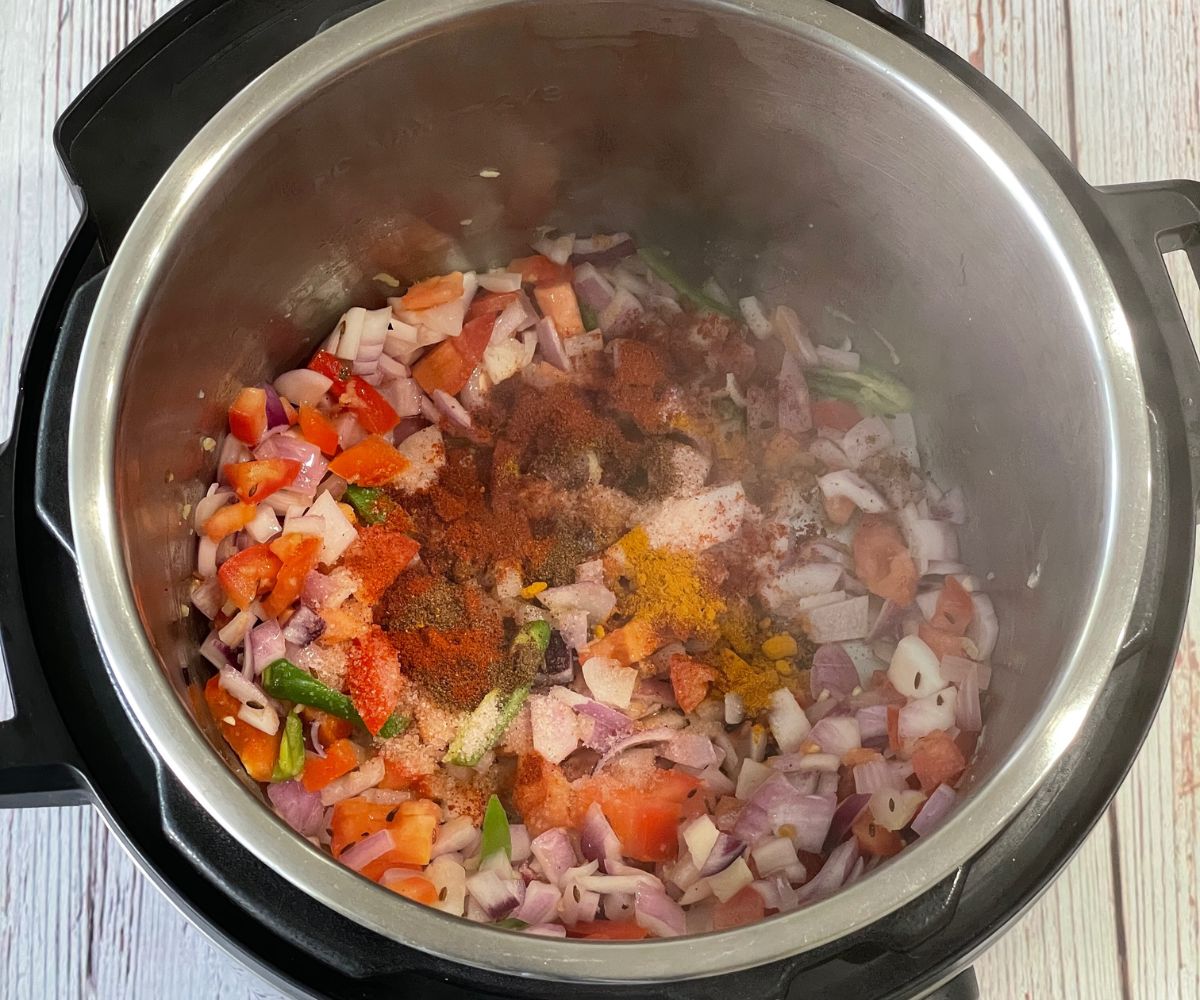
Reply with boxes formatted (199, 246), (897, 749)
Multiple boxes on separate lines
(3, 0), (1200, 996)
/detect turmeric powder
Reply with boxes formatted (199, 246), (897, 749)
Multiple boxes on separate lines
(714, 648), (779, 713)
(615, 526), (725, 639)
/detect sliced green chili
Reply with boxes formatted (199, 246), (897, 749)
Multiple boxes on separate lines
(343, 484), (394, 526)
(804, 365), (914, 416)
(637, 247), (738, 318)
(261, 659), (410, 740)
(480, 794), (512, 861)
(271, 712), (306, 782)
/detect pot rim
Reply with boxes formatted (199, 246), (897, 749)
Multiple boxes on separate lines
(68, 0), (1151, 982)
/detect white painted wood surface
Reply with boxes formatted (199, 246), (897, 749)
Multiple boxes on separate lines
(1, 1), (1197, 997)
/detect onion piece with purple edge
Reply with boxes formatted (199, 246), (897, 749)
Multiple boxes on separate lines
(735, 774), (837, 853)
(956, 663), (983, 731)
(767, 752), (840, 773)
(559, 882), (600, 926)
(809, 716), (861, 757)
(660, 733), (718, 769)
(465, 869), (523, 920)
(795, 838), (860, 904)
(573, 698), (634, 751)
(528, 693), (579, 764)
(310, 719), (326, 758)
(536, 581), (616, 624)
(898, 687), (957, 741)
(319, 757), (384, 806)
(579, 801), (622, 863)
(572, 233), (633, 259)
(911, 783), (957, 837)
(513, 879), (562, 925)
(592, 727), (678, 773)
(866, 599), (906, 643)
(634, 888), (686, 938)
(698, 833), (745, 877)
(273, 369), (333, 407)
(817, 469), (889, 513)
(827, 793), (871, 844)
(776, 352), (812, 434)
(267, 780), (325, 837)
(191, 577), (224, 619)
(535, 316), (571, 371)
(810, 643), (861, 699)
(282, 606), (326, 647)
(530, 828), (577, 887)
(338, 828), (395, 873)
(572, 262), (616, 313)
(248, 620), (286, 675)
(804, 595), (871, 644)
(200, 632), (238, 670)
(533, 232), (575, 265)
(432, 816), (478, 858)
(853, 758), (903, 795)
(432, 388), (472, 429)
(261, 383), (288, 429)
(869, 789), (926, 831)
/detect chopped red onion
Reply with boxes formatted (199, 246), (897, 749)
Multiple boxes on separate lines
(855, 705), (889, 745)
(319, 757), (383, 806)
(842, 416), (894, 468)
(282, 606), (326, 648)
(301, 570), (340, 611)
(217, 609), (256, 649)
(827, 793), (872, 845)
(530, 828), (577, 887)
(806, 717), (860, 759)
(306, 492), (358, 565)
(804, 595), (871, 644)
(466, 869), (523, 920)
(941, 655), (991, 690)
(707, 857), (755, 903)
(532, 232), (575, 265)
(852, 759), (902, 795)
(634, 888), (686, 938)
(887, 634), (947, 698)
(572, 232), (633, 259)
(818, 469), (889, 514)
(904, 518), (959, 574)
(431, 816), (478, 858)
(698, 833), (745, 878)
(196, 535), (219, 578)
(810, 643), (862, 700)
(777, 352), (812, 434)
(432, 389), (472, 429)
(190, 577), (224, 619)
(911, 783), (957, 836)
(339, 828), (395, 873)
(194, 488), (236, 534)
(796, 839), (859, 904)
(536, 582), (616, 625)
(767, 689), (811, 753)
(478, 270), (523, 293)
(267, 780), (325, 837)
(955, 664), (982, 732)
(738, 296), (773, 339)
(760, 562), (843, 611)
(581, 658), (638, 711)
(248, 620), (286, 675)
(309, 718), (326, 758)
(573, 699), (634, 751)
(215, 436), (252, 484)
(592, 726), (677, 773)
(869, 789), (926, 830)
(379, 376), (422, 418)
(200, 632), (238, 670)
(513, 879), (561, 925)
(750, 836), (799, 876)
(866, 600), (906, 644)
(929, 485), (967, 524)
(572, 262), (616, 314)
(661, 733), (718, 769)
(550, 608), (589, 653)
(528, 693), (579, 764)
(333, 410), (368, 451)
(534, 316), (571, 371)
(898, 687), (957, 741)
(559, 881), (600, 926)
(261, 383), (288, 429)
(598, 287), (643, 332)
(966, 593), (999, 660)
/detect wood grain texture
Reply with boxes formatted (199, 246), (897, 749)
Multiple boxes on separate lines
(0, 1), (1196, 998)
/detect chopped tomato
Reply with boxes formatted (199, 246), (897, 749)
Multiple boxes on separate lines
(533, 281), (585, 337)
(339, 526), (420, 604)
(514, 753), (576, 836)
(508, 254), (573, 285)
(381, 873), (438, 905)
(217, 543), (282, 610)
(887, 704), (901, 752)
(811, 399), (862, 432)
(203, 500), (257, 542)
(580, 769), (703, 863)
(822, 493), (857, 526)
(669, 655), (718, 713)
(260, 533), (322, 619)
(929, 577), (974, 636)
(224, 458), (301, 504)
(578, 619), (663, 668)
(301, 738), (362, 793)
(331, 796), (437, 879)
(307, 349), (353, 395)
(279, 396), (299, 425)
(298, 405), (340, 456)
(714, 886), (766, 928)
(343, 377), (400, 435)
(465, 290), (519, 321)
(346, 625), (403, 735)
(300, 708), (353, 746)
(379, 756), (419, 791)
(853, 516), (918, 606)
(328, 435), (410, 486)
(852, 812), (905, 857)
(203, 676), (281, 782)
(911, 730), (966, 793)
(411, 340), (471, 397)
(569, 919), (650, 940)
(397, 271), (464, 310)
(228, 387), (268, 445)
(410, 313), (497, 396)
(918, 623), (965, 660)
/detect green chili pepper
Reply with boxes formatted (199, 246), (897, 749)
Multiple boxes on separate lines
(579, 302), (599, 331)
(443, 684), (531, 767)
(261, 659), (410, 739)
(480, 794), (512, 861)
(343, 484), (394, 526)
(804, 365), (914, 416)
(272, 712), (306, 782)
(637, 248), (738, 318)
(492, 917), (529, 930)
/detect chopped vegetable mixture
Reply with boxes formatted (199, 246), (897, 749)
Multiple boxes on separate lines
(191, 231), (995, 938)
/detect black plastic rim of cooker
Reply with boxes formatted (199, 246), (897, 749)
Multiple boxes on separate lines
(2, 2), (1199, 999)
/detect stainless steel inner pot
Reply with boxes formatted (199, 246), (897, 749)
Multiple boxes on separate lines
(69, 0), (1151, 982)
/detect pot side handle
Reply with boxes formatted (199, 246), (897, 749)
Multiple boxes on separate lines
(1097, 182), (1200, 663)
(872, 0), (926, 30)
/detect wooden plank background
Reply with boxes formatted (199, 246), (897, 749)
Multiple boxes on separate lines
(1, 1), (1197, 997)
